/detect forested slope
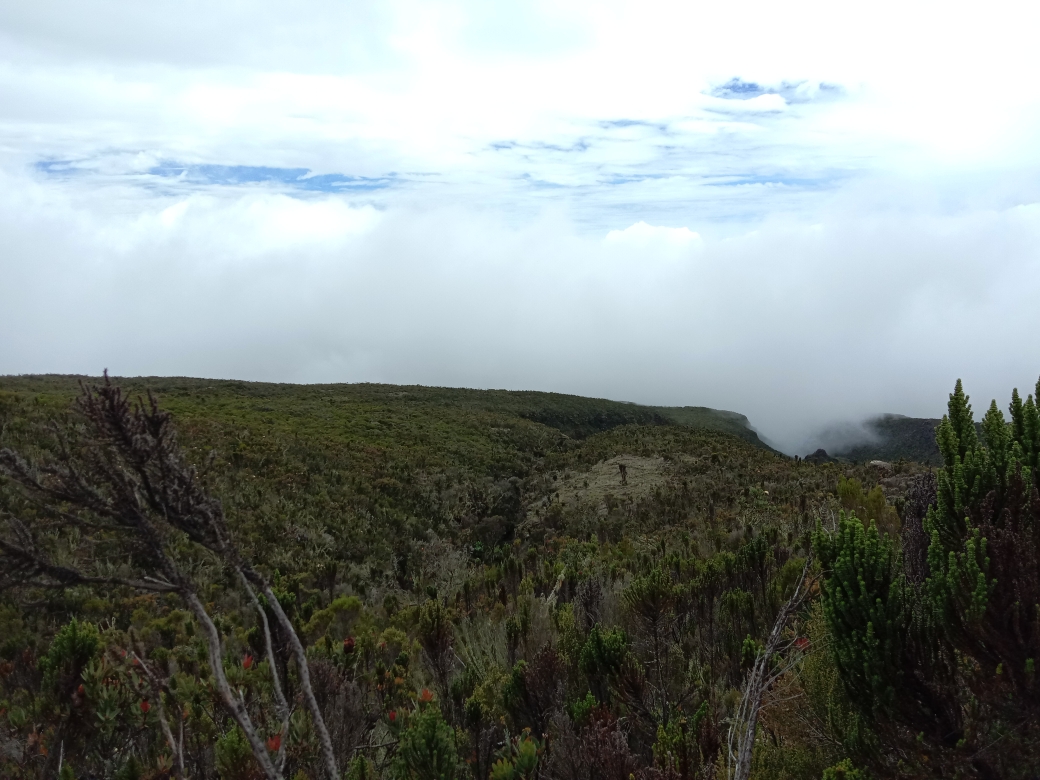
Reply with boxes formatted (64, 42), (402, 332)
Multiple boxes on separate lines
(828, 414), (943, 465)
(0, 374), (1035, 780)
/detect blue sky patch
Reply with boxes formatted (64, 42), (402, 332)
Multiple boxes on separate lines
(602, 173), (670, 186)
(705, 173), (836, 188)
(599, 119), (664, 130)
(149, 163), (395, 192)
(520, 173), (566, 189)
(532, 139), (591, 153)
(34, 159), (88, 176)
(711, 78), (844, 104)
(712, 78), (770, 99)
(34, 157), (395, 193)
(491, 139), (591, 154)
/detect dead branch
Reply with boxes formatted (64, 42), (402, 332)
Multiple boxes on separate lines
(0, 374), (284, 778)
(130, 635), (185, 780)
(727, 554), (815, 780)
(239, 570), (291, 773)
(0, 536), (179, 593)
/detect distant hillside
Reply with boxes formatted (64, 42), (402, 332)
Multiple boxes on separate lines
(651, 404), (772, 449)
(0, 374), (772, 449)
(828, 414), (942, 465)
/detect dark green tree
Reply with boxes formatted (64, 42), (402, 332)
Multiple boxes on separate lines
(623, 568), (678, 717)
(579, 624), (629, 704)
(393, 706), (458, 780)
(813, 513), (902, 718)
(817, 378), (1040, 778)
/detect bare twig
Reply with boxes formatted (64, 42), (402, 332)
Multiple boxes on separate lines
(239, 570), (291, 772)
(0, 375), (285, 779)
(130, 637), (185, 780)
(184, 591), (281, 779)
(727, 555), (815, 780)
(0, 537), (180, 592)
(258, 577), (340, 779)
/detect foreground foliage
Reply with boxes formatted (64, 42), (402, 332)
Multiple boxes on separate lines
(0, 374), (1034, 778)
(814, 380), (1040, 778)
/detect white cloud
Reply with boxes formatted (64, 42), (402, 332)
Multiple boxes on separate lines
(604, 221), (702, 253)
(2, 0), (1040, 451)
(3, 162), (1040, 452)
(709, 94), (788, 113)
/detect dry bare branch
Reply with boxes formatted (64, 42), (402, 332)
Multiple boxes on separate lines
(727, 554), (815, 780)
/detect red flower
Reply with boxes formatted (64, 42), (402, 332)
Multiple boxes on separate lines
(343, 636), (356, 654)
(140, 700), (151, 714)
(389, 710), (397, 723)
(77, 684), (85, 696)
(266, 734), (282, 752)
(419, 688), (434, 703)
(243, 654), (254, 669)
(794, 637), (810, 651)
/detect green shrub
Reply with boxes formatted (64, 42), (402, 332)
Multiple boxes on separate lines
(39, 618), (100, 697)
(822, 758), (865, 780)
(392, 706), (458, 780)
(215, 728), (260, 780)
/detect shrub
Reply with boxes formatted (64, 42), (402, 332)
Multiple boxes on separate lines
(393, 706), (458, 780)
(39, 618), (100, 698)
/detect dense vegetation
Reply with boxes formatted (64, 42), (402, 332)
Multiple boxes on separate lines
(0, 374), (1035, 779)
(825, 414), (943, 466)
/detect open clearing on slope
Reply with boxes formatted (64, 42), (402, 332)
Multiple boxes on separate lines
(546, 454), (670, 515)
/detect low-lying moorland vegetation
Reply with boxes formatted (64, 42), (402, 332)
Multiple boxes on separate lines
(0, 374), (1036, 779)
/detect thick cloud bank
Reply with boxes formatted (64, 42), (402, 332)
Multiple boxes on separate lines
(3, 0), (1040, 452)
(3, 166), (1039, 453)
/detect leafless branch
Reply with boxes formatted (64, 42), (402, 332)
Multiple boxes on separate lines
(0, 536), (180, 593)
(0, 373), (285, 779)
(130, 636), (185, 780)
(239, 570), (291, 772)
(727, 555), (815, 780)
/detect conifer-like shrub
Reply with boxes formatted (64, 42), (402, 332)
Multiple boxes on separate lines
(393, 706), (458, 780)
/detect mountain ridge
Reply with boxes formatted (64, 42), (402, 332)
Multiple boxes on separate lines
(0, 373), (774, 450)
(812, 412), (942, 465)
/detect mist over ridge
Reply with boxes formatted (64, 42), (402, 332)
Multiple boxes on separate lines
(2, 0), (1040, 454)
(3, 178), (1039, 454)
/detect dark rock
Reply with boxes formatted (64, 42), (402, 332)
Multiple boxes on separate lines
(804, 448), (838, 464)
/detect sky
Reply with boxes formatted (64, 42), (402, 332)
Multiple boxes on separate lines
(2, 0), (1040, 453)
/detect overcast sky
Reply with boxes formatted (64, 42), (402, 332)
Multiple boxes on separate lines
(2, 0), (1040, 452)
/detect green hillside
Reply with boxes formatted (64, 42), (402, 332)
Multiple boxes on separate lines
(824, 414), (944, 465)
(0, 375), (781, 574)
(651, 404), (771, 448)
(7, 373), (1034, 780)
(0, 374), (772, 452)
